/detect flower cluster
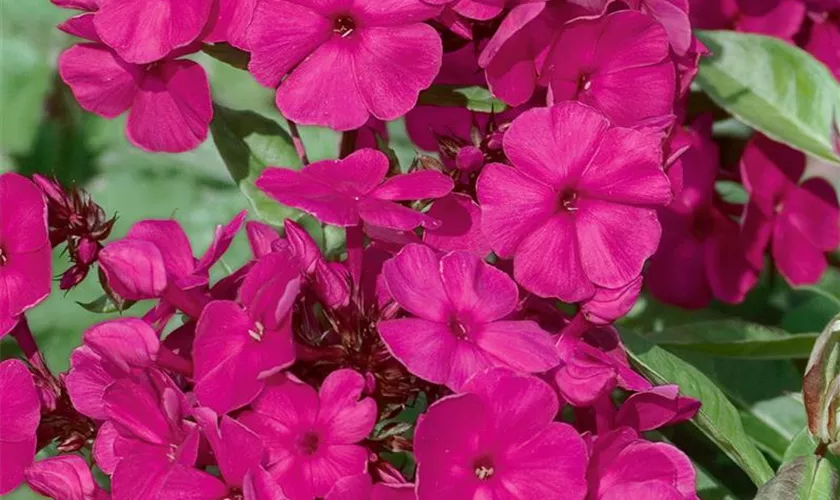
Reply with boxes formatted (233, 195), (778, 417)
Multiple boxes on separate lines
(1, 0), (839, 498)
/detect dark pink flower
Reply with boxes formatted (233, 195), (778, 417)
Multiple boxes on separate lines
(257, 149), (453, 231)
(613, 385), (700, 433)
(580, 276), (643, 325)
(0, 173), (51, 337)
(326, 474), (415, 500)
(238, 369), (377, 500)
(689, 0), (806, 40)
(194, 252), (300, 414)
(423, 194), (491, 256)
(205, 0), (259, 49)
(647, 119), (758, 308)
(423, 0), (519, 21)
(58, 16), (213, 153)
(625, 0), (693, 55)
(545, 11), (677, 128)
(587, 428), (696, 499)
(92, 0), (214, 64)
(378, 244), (560, 391)
(414, 368), (588, 500)
(805, 10), (840, 80)
(0, 360), (40, 495)
(25, 455), (108, 500)
(247, 0), (442, 130)
(740, 135), (840, 285)
(476, 103), (672, 302)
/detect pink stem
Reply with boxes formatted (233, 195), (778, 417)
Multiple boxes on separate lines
(346, 224), (364, 288)
(287, 120), (309, 166)
(10, 318), (51, 377)
(156, 345), (194, 378)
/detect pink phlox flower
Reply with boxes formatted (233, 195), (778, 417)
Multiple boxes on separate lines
(257, 149), (454, 231)
(613, 385), (701, 433)
(98, 212), (246, 319)
(545, 11), (677, 129)
(0, 359), (41, 495)
(554, 318), (650, 407)
(58, 13), (213, 153)
(689, 0), (806, 40)
(204, 0), (259, 50)
(805, 7), (840, 81)
(624, 0), (692, 54)
(423, 193), (491, 257)
(414, 368), (588, 500)
(92, 0), (214, 64)
(378, 244), (560, 391)
(193, 252), (300, 414)
(587, 427), (697, 500)
(65, 318), (160, 420)
(739, 134), (840, 285)
(326, 474), (416, 500)
(476, 103), (672, 303)
(478, 1), (596, 106)
(0, 173), (51, 337)
(247, 0), (443, 130)
(423, 0), (536, 21)
(648, 118), (758, 308)
(25, 455), (109, 500)
(580, 276), (643, 325)
(237, 369), (377, 500)
(51, 0), (99, 10)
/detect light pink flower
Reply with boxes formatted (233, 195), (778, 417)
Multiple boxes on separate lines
(25, 455), (109, 500)
(257, 149), (453, 231)
(378, 244), (560, 391)
(0, 359), (40, 495)
(587, 427), (697, 499)
(545, 11), (677, 128)
(247, 0), (442, 130)
(476, 103), (672, 302)
(647, 119), (758, 308)
(414, 368), (588, 500)
(58, 15), (213, 153)
(0, 173), (51, 337)
(92, 0), (214, 64)
(689, 0), (806, 40)
(194, 252), (300, 414)
(740, 135), (840, 285)
(238, 369), (377, 500)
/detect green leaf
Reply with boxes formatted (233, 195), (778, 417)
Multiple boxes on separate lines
(417, 85), (507, 113)
(641, 320), (818, 359)
(755, 456), (840, 499)
(77, 294), (136, 314)
(201, 43), (250, 71)
(209, 104), (302, 226)
(695, 30), (840, 164)
(695, 462), (739, 500)
(621, 329), (775, 486)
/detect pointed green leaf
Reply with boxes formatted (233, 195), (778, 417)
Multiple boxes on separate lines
(417, 85), (507, 113)
(621, 329), (775, 486)
(755, 456), (840, 500)
(695, 30), (840, 164)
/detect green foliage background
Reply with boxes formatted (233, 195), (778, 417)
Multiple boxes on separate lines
(2, 2), (840, 498)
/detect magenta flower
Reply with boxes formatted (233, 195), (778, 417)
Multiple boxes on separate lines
(625, 0), (693, 55)
(326, 474), (415, 499)
(476, 103), (672, 302)
(98, 212), (246, 316)
(247, 0), (443, 130)
(545, 11), (677, 128)
(0, 173), (51, 337)
(238, 369), (377, 500)
(587, 427), (696, 499)
(740, 135), (840, 285)
(257, 149), (453, 231)
(25, 455), (108, 500)
(613, 385), (700, 433)
(423, 194), (491, 256)
(689, 0), (806, 40)
(194, 252), (300, 414)
(647, 120), (758, 308)
(414, 368), (588, 500)
(92, 0), (214, 64)
(58, 15), (213, 153)
(805, 8), (840, 80)
(378, 244), (560, 391)
(205, 0), (259, 50)
(580, 276), (643, 325)
(422, 0), (515, 21)
(96, 373), (202, 498)
(65, 318), (160, 420)
(0, 360), (40, 495)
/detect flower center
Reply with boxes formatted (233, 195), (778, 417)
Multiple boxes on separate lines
(298, 431), (321, 456)
(691, 209), (715, 240)
(576, 72), (592, 95)
(0, 247), (7, 266)
(557, 188), (579, 213)
(448, 317), (470, 340)
(248, 322), (265, 342)
(333, 15), (356, 37)
(473, 455), (495, 481)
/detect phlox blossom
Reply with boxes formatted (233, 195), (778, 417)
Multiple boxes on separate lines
(0, 360), (40, 494)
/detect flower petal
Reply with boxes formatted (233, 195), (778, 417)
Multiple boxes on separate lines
(378, 318), (457, 386)
(439, 251), (518, 323)
(381, 244), (452, 321)
(474, 320), (560, 373)
(58, 43), (139, 119)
